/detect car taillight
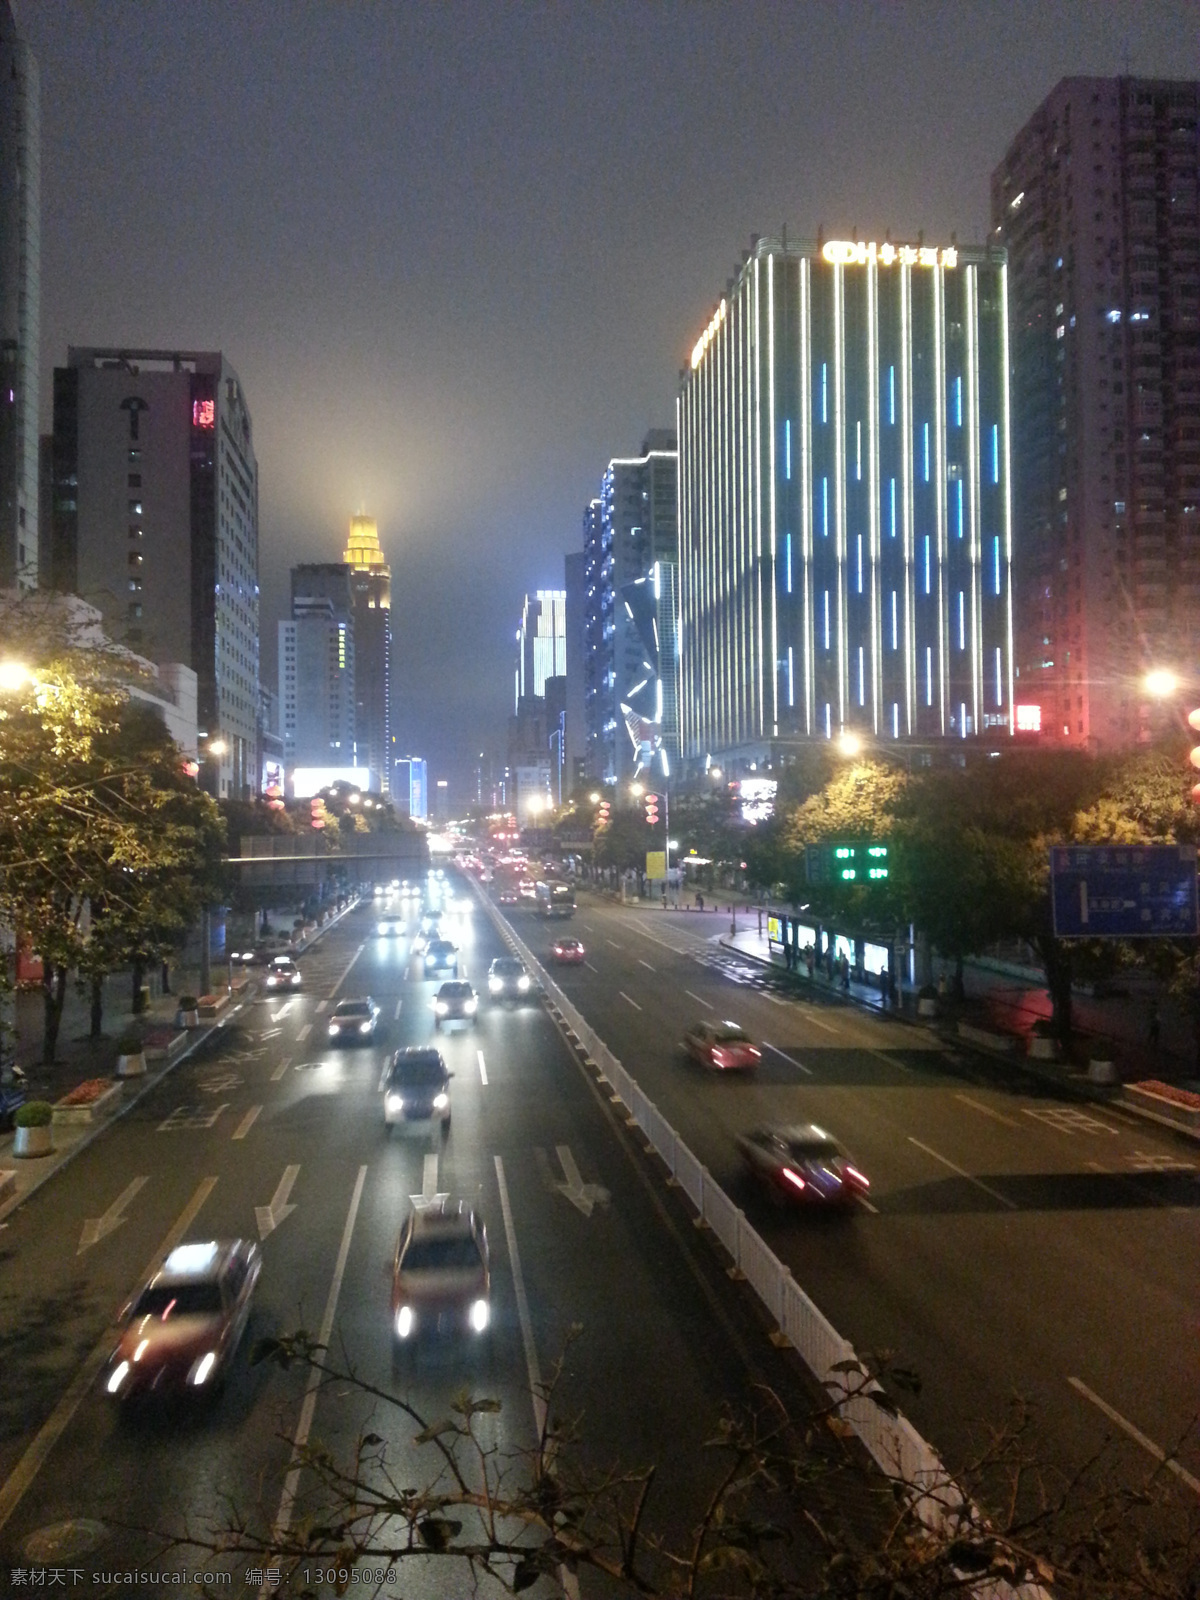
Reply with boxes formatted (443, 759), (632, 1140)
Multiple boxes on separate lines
(782, 1167), (806, 1192)
(712, 1049), (726, 1066)
(747, 1047), (761, 1059)
(844, 1165), (869, 1189)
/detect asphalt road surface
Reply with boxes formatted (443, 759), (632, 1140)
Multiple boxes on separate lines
(0, 885), (841, 1597)
(540, 891), (1200, 1508)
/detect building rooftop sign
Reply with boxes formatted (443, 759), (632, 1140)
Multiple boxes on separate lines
(821, 240), (958, 268)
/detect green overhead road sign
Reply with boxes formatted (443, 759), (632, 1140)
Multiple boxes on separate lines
(806, 841), (890, 886)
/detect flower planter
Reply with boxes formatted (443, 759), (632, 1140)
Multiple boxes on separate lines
(1124, 1079), (1200, 1128)
(13, 1123), (52, 1158)
(116, 1049), (146, 1078)
(1028, 1034), (1060, 1061)
(177, 1008), (200, 1030)
(52, 1078), (124, 1125)
(197, 993), (230, 1019)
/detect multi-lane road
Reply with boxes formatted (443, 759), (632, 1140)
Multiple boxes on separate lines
(546, 893), (1200, 1505)
(0, 884), (829, 1595)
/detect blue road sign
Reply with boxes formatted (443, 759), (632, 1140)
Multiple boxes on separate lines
(1050, 844), (1198, 937)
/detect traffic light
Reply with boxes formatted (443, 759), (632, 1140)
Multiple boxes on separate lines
(644, 792), (660, 825)
(596, 800), (611, 829)
(1189, 707), (1200, 803)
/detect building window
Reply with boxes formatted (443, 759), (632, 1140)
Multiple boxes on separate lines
(127, 474), (142, 488)
(129, 500), (142, 515)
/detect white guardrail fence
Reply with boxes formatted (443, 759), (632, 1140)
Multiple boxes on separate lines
(479, 887), (1050, 1600)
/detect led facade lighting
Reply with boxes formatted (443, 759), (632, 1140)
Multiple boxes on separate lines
(678, 235), (1013, 764)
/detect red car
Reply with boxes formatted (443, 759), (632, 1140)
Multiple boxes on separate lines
(681, 1019), (761, 1071)
(550, 937), (586, 964)
(735, 1123), (871, 1207)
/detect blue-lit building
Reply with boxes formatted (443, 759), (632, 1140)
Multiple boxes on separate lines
(677, 234), (1014, 770)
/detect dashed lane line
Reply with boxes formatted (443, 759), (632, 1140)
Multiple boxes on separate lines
(394, 999), (403, 1019)
(619, 991), (642, 1011)
(329, 941), (366, 999)
(270, 1057), (291, 1082)
(954, 1093), (1020, 1128)
(296, 1023), (312, 1042)
(584, 961), (599, 972)
(477, 1049), (488, 1085)
(907, 1137), (1017, 1210)
(1068, 1376), (1200, 1496)
(762, 1041), (813, 1076)
(233, 1105), (262, 1140)
(684, 989), (713, 1010)
(638, 959), (656, 972)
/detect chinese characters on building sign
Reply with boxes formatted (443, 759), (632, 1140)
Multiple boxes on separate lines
(1015, 703), (1042, 732)
(821, 240), (958, 269)
(192, 398), (215, 428)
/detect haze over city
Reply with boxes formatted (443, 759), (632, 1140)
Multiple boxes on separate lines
(22, 0), (1200, 792)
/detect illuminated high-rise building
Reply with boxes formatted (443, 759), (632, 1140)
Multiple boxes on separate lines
(994, 78), (1200, 747)
(343, 512), (391, 792)
(678, 232), (1014, 772)
(0, 1), (38, 591)
(280, 563), (357, 789)
(515, 590), (566, 706)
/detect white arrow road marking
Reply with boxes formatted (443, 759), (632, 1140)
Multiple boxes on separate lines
(77, 1176), (147, 1253)
(0, 1175), (217, 1536)
(270, 1057), (290, 1082)
(555, 1144), (609, 1217)
(618, 991), (642, 1011)
(256, 1027), (284, 1040)
(255, 1164), (300, 1238)
(233, 1105), (262, 1140)
(1068, 1377), (1200, 1496)
(296, 1022), (312, 1042)
(762, 1041), (813, 1076)
(271, 1002), (293, 1021)
(477, 1049), (488, 1085)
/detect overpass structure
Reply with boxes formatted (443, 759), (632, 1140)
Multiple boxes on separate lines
(227, 832), (430, 889)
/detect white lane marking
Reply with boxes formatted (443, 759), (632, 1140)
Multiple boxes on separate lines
(270, 1057), (290, 1082)
(422, 1152), (439, 1200)
(394, 999), (403, 1020)
(856, 1193), (879, 1214)
(605, 939), (620, 948)
(762, 1041), (813, 1075)
(77, 1175), (148, 1253)
(296, 1022), (312, 1042)
(907, 1137), (1017, 1209)
(619, 991), (642, 1011)
(579, 921), (594, 931)
(461, 963), (468, 978)
(0, 1175), (218, 1534)
(232, 1105), (262, 1140)
(955, 1093), (1020, 1128)
(269, 1165), (367, 1551)
(684, 989), (714, 1009)
(1023, 1106), (1119, 1136)
(796, 1005), (839, 1035)
(866, 1047), (913, 1075)
(477, 1049), (488, 1085)
(1068, 1377), (1200, 1497)
(584, 961), (598, 972)
(255, 1163), (301, 1238)
(555, 1144), (608, 1217)
(764, 992), (788, 1006)
(638, 959), (656, 972)
(315, 999), (329, 1014)
(271, 1002), (293, 1021)
(329, 941), (366, 999)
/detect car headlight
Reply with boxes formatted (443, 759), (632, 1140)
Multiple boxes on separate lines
(469, 1298), (489, 1334)
(395, 1305), (413, 1339)
(432, 1092), (449, 1110)
(517, 975), (530, 991)
(106, 1359), (130, 1395)
(378, 922), (389, 935)
(266, 976), (277, 987)
(328, 1024), (340, 1035)
(359, 1020), (372, 1034)
(190, 1351), (218, 1386)
(488, 977), (502, 993)
(464, 998), (477, 1014)
(435, 1001), (448, 1015)
(292, 974), (302, 985)
(385, 1093), (403, 1112)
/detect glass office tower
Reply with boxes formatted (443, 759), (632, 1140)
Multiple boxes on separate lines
(677, 235), (1014, 768)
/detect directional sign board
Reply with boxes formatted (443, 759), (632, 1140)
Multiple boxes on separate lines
(1050, 844), (1198, 937)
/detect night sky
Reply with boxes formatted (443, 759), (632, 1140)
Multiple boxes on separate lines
(21, 1), (1200, 802)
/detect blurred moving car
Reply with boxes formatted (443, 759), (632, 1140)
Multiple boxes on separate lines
(549, 937), (585, 965)
(328, 996), (381, 1042)
(423, 938), (459, 976)
(735, 1122), (871, 1206)
(377, 912), (405, 937)
(434, 980), (477, 1028)
(681, 1019), (761, 1071)
(391, 1198), (489, 1344)
(264, 956), (302, 991)
(102, 1238), (261, 1400)
(487, 956), (532, 1000)
(383, 1047), (453, 1134)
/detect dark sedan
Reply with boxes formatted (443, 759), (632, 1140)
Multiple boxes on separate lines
(735, 1123), (871, 1207)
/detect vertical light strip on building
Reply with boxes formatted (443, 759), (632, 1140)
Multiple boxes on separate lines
(900, 266), (915, 732)
(965, 264), (982, 732)
(767, 255), (779, 735)
(753, 257), (764, 741)
(867, 258), (881, 733)
(933, 264), (948, 734)
(999, 260), (1015, 726)
(832, 262), (847, 730)
(799, 257), (814, 733)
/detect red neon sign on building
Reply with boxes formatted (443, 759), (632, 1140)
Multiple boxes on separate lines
(1015, 704), (1042, 733)
(192, 398), (215, 429)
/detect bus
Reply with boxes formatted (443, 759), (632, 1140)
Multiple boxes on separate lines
(535, 880), (575, 918)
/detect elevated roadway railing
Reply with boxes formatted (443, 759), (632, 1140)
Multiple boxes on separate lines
(476, 883), (1049, 1599)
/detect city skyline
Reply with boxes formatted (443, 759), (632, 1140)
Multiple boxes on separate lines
(18, 2), (1200, 796)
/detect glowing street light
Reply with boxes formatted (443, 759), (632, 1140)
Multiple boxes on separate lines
(207, 738), (228, 757)
(629, 781), (645, 798)
(837, 731), (863, 758)
(588, 791), (601, 804)
(1144, 669), (1180, 699)
(0, 660), (31, 692)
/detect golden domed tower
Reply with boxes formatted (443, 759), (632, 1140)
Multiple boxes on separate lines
(343, 512), (392, 793)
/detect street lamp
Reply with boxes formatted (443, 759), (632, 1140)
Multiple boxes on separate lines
(1144, 669), (1180, 699)
(629, 781), (645, 799)
(0, 660), (31, 693)
(837, 730), (862, 758)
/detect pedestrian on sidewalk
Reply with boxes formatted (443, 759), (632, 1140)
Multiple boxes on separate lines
(1148, 1005), (1161, 1053)
(839, 952), (850, 992)
(805, 944), (815, 980)
(878, 966), (889, 1008)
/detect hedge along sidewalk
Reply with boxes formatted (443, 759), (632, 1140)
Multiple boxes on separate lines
(0, 894), (363, 1225)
